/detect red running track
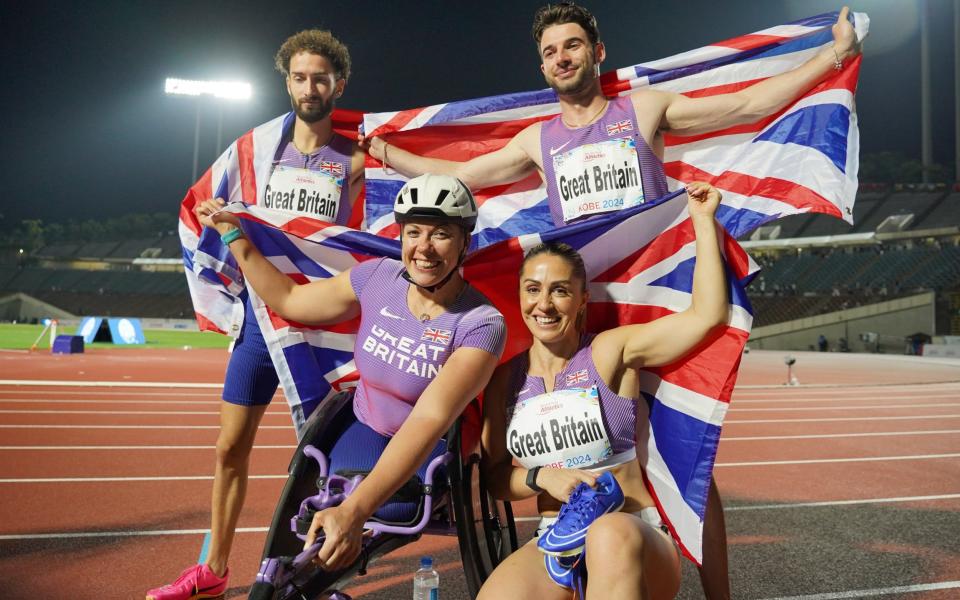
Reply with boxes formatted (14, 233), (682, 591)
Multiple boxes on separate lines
(1, 348), (959, 599)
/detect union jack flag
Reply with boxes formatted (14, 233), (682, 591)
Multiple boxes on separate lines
(421, 327), (452, 345)
(361, 11), (868, 247)
(565, 369), (590, 386)
(178, 11), (866, 566)
(606, 119), (634, 136)
(320, 160), (344, 176)
(211, 187), (756, 566)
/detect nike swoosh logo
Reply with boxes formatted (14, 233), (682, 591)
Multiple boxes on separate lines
(549, 140), (572, 155)
(379, 306), (404, 320)
(519, 388), (530, 395)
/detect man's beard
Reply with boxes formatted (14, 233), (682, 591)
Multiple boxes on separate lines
(546, 55), (598, 97)
(291, 94), (334, 123)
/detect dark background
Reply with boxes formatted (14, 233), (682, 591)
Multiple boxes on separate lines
(0, 0), (955, 226)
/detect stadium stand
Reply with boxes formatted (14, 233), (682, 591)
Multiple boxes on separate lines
(6, 187), (958, 332)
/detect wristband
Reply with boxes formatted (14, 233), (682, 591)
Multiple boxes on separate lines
(220, 228), (243, 245)
(525, 466), (543, 493)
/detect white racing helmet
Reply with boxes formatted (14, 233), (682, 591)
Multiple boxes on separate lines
(393, 174), (478, 231)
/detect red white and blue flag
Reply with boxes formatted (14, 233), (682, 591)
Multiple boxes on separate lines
(211, 189), (756, 565)
(361, 11), (868, 246)
(178, 11), (865, 566)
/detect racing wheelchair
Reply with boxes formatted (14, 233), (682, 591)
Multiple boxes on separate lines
(248, 391), (519, 599)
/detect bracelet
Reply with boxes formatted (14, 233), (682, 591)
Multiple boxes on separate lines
(382, 141), (394, 176)
(220, 228), (243, 245)
(831, 44), (843, 71)
(525, 466), (543, 493)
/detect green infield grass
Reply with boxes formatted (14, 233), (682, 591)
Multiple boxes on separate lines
(0, 323), (231, 350)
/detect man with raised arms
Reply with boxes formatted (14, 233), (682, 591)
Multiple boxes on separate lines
(363, 3), (859, 228)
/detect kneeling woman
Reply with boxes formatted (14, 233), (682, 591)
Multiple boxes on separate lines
(196, 174), (505, 570)
(479, 182), (727, 600)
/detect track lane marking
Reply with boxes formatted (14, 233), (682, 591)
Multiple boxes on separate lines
(726, 414), (960, 424)
(728, 402), (959, 412)
(0, 425), (294, 429)
(0, 527), (268, 541)
(5, 495), (958, 540)
(0, 409), (290, 416)
(758, 580), (960, 599)
(732, 394), (960, 404)
(0, 445), (297, 450)
(4, 454), (957, 483)
(727, 493), (960, 511)
(716, 453), (960, 467)
(0, 380), (223, 388)
(722, 429), (960, 441)
(0, 475), (288, 483)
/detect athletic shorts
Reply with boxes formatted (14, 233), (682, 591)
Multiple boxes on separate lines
(222, 300), (279, 407)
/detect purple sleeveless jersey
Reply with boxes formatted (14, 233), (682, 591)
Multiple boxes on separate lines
(350, 258), (506, 436)
(261, 131), (353, 224)
(504, 334), (638, 455)
(540, 95), (668, 226)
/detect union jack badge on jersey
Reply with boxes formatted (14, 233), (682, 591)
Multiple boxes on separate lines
(421, 327), (452, 345)
(606, 120), (633, 136)
(565, 369), (590, 385)
(320, 161), (344, 176)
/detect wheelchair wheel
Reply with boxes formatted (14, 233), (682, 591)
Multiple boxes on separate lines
(452, 452), (519, 598)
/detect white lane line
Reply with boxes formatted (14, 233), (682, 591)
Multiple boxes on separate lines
(5, 455), (955, 482)
(727, 493), (960, 511)
(0, 380), (222, 388)
(0, 390), (224, 397)
(0, 425), (294, 430)
(735, 379), (960, 392)
(0, 526), (268, 541)
(9, 498), (960, 541)
(728, 402), (958, 412)
(0, 474), (288, 483)
(723, 429), (960, 441)
(734, 383), (960, 395)
(0, 409), (289, 416)
(0, 445), (297, 450)
(758, 580), (960, 600)
(732, 394), (960, 404)
(0, 399), (225, 405)
(726, 414), (960, 424)
(716, 453), (960, 467)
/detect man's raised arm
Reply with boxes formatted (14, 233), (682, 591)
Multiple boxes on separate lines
(656, 7), (861, 137)
(361, 123), (541, 189)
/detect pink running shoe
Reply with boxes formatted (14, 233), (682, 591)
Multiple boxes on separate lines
(146, 564), (228, 600)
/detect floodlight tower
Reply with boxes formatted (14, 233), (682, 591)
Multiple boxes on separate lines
(164, 78), (252, 183)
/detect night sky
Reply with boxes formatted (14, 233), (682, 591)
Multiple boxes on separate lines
(1, 0), (955, 226)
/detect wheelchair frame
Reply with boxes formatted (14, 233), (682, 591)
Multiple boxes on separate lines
(248, 391), (519, 600)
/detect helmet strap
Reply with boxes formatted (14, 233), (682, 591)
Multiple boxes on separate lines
(401, 266), (460, 294)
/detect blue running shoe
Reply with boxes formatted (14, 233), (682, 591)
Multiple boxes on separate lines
(537, 471), (624, 556)
(544, 552), (588, 594)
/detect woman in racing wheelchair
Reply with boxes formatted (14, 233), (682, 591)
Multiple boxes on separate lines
(196, 174), (506, 579)
(478, 182), (728, 600)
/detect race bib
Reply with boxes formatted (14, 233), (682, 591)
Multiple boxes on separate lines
(552, 138), (645, 222)
(506, 387), (613, 470)
(263, 165), (342, 222)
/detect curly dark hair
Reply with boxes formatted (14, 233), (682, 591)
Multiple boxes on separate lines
(274, 30), (351, 80)
(531, 2), (600, 48)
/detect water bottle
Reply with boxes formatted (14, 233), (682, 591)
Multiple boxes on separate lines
(412, 555), (439, 600)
